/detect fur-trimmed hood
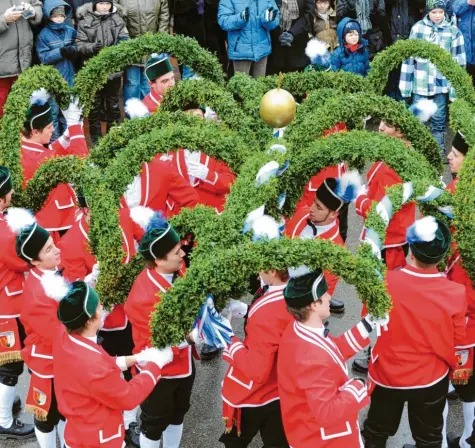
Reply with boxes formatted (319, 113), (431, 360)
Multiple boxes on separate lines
(76, 2), (127, 20)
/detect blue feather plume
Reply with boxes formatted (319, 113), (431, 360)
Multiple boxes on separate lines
(335, 171), (362, 203)
(146, 210), (169, 233)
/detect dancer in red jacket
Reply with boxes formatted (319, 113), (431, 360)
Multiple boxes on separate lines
(0, 167), (34, 440)
(141, 55), (175, 114)
(363, 216), (467, 448)
(278, 267), (388, 448)
(20, 90), (88, 240)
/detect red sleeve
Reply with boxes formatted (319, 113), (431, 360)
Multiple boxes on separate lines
(119, 209), (145, 243)
(90, 362), (161, 410)
(199, 161), (235, 195)
(53, 125), (88, 158)
(453, 297), (468, 348)
(0, 234), (29, 273)
(324, 270), (339, 296)
(333, 322), (371, 361)
(355, 194), (373, 219)
(223, 326), (277, 384)
(167, 168), (200, 209)
(297, 361), (369, 427)
(27, 297), (62, 345)
(59, 254), (89, 282)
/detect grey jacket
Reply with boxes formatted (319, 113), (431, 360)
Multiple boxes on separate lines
(116, 0), (169, 38)
(0, 0), (43, 78)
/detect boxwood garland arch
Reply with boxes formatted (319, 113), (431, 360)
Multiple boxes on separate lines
(0, 65), (71, 206)
(366, 39), (475, 105)
(85, 119), (254, 307)
(285, 90), (443, 170)
(73, 33), (225, 115)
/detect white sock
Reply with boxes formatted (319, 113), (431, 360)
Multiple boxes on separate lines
(34, 427), (57, 448)
(0, 383), (16, 428)
(139, 432), (161, 448)
(442, 400), (448, 448)
(123, 406), (138, 430)
(460, 401), (475, 448)
(162, 423), (184, 448)
(57, 420), (66, 447)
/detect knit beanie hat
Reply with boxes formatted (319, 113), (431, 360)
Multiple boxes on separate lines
(0, 166), (13, 197)
(426, 0), (447, 12)
(50, 6), (66, 17)
(343, 20), (361, 39)
(93, 0), (113, 10)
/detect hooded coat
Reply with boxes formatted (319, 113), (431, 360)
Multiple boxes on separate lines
(36, 0), (77, 86)
(330, 17), (370, 76)
(453, 0), (475, 65)
(0, 0), (43, 79)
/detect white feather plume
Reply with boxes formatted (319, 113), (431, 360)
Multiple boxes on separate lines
(411, 99), (438, 123)
(288, 265), (311, 278)
(337, 170), (362, 202)
(5, 208), (36, 233)
(129, 206), (155, 230)
(305, 38), (328, 61)
(125, 98), (150, 119)
(29, 88), (50, 106)
(410, 216), (438, 242)
(252, 215), (280, 241)
(40, 271), (71, 302)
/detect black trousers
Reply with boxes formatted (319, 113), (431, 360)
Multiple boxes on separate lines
(363, 375), (449, 448)
(140, 361), (196, 441)
(34, 381), (64, 433)
(89, 77), (121, 146)
(219, 400), (288, 448)
(0, 318), (26, 386)
(453, 354), (475, 402)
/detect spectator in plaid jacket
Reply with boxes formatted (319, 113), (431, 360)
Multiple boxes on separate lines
(399, 0), (465, 158)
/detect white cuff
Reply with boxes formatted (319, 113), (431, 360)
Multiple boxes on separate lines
(115, 356), (128, 371)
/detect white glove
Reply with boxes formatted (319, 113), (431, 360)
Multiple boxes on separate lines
(187, 161), (209, 181)
(355, 183), (368, 201)
(135, 347), (174, 369)
(227, 299), (248, 319)
(84, 262), (100, 287)
(62, 97), (83, 126)
(364, 313), (390, 336)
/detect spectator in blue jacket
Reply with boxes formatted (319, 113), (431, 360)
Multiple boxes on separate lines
(218, 0), (280, 78)
(330, 17), (370, 76)
(36, 0), (77, 141)
(453, 0), (475, 84)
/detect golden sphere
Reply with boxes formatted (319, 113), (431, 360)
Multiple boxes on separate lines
(259, 88), (296, 128)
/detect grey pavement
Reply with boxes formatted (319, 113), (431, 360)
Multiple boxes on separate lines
(5, 158), (464, 448)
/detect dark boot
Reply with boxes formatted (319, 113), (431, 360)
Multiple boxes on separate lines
(200, 344), (221, 361)
(330, 298), (345, 313)
(125, 422), (140, 448)
(0, 419), (35, 440)
(447, 432), (460, 448)
(352, 345), (371, 374)
(447, 389), (459, 401)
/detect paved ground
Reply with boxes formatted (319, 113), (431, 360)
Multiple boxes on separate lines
(5, 135), (464, 447)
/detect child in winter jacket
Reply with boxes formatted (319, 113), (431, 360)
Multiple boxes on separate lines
(36, 0), (77, 141)
(330, 18), (370, 76)
(399, 0), (465, 157)
(76, 0), (129, 145)
(218, 0), (280, 78)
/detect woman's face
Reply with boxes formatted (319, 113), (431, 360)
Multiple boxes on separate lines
(316, 0), (330, 14)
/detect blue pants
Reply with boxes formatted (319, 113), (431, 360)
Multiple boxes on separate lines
(123, 65), (150, 105)
(413, 92), (447, 155)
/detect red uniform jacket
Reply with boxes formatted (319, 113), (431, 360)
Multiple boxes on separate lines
(0, 213), (29, 317)
(369, 265), (467, 389)
(57, 209), (144, 331)
(53, 328), (162, 448)
(142, 90), (162, 114)
(278, 320), (370, 448)
(445, 178), (475, 348)
(20, 268), (62, 377)
(295, 163), (347, 210)
(222, 284), (292, 407)
(21, 124), (88, 231)
(166, 149), (235, 214)
(285, 209), (344, 296)
(121, 157), (199, 215)
(124, 267), (192, 378)
(355, 161), (416, 248)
